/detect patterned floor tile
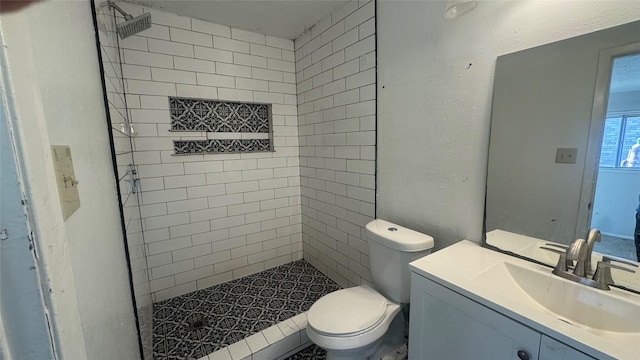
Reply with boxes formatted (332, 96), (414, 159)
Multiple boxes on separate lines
(152, 259), (339, 360)
(285, 344), (327, 360)
(284, 342), (410, 360)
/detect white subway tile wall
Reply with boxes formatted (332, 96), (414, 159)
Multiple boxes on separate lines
(294, 0), (376, 287)
(115, 3), (302, 302)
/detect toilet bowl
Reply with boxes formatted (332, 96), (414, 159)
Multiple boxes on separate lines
(307, 285), (401, 355)
(306, 219), (434, 360)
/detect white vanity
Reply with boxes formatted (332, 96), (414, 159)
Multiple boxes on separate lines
(408, 241), (639, 360)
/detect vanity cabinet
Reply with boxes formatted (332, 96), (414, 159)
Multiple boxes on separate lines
(539, 336), (596, 360)
(408, 273), (595, 360)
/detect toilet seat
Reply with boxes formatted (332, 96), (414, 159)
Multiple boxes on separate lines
(306, 285), (402, 351)
(307, 285), (388, 336)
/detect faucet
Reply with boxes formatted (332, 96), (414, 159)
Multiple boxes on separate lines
(541, 239), (588, 278)
(551, 228), (600, 276)
(540, 230), (637, 290)
(585, 228), (601, 274)
(566, 238), (588, 277)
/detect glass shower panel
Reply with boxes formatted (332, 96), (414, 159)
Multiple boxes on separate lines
(94, 2), (152, 359)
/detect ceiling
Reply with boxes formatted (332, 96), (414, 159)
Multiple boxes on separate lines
(125, 0), (350, 40)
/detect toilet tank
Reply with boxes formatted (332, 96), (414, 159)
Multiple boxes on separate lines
(366, 220), (434, 303)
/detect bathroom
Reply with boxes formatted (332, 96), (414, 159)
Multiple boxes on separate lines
(2, 1), (640, 360)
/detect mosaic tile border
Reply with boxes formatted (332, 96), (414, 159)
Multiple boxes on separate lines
(173, 139), (272, 155)
(169, 97), (271, 133)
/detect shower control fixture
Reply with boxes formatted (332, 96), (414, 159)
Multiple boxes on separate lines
(126, 164), (141, 194)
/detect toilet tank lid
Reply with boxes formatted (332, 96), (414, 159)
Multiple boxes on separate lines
(366, 219), (434, 252)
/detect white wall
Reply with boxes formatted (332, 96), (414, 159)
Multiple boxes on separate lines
(377, 0), (640, 250)
(294, 0), (376, 287)
(1, 1), (139, 359)
(592, 169), (640, 238)
(113, 3), (302, 302)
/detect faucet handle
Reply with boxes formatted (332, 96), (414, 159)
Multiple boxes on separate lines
(602, 255), (639, 268)
(540, 245), (572, 269)
(544, 243), (568, 249)
(540, 247), (569, 273)
(593, 260), (637, 290)
(539, 246), (563, 255)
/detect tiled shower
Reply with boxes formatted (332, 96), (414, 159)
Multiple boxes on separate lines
(94, 1), (375, 358)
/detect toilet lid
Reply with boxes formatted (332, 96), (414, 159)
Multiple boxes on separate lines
(307, 285), (387, 336)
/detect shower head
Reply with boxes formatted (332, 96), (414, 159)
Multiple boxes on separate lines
(102, 1), (152, 39)
(116, 12), (151, 39)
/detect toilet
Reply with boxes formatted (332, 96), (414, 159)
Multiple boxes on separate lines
(306, 219), (434, 360)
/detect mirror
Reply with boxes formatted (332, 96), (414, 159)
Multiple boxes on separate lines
(484, 20), (640, 293)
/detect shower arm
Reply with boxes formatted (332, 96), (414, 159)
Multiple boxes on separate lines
(100, 1), (134, 20)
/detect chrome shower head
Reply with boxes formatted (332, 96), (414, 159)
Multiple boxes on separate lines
(116, 12), (151, 39)
(102, 1), (151, 39)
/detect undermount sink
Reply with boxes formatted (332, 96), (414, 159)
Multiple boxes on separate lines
(472, 260), (640, 334)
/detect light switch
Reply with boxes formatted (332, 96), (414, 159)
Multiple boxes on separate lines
(51, 145), (80, 220)
(555, 148), (578, 164)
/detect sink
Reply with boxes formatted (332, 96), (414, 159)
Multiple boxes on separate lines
(518, 241), (561, 264)
(472, 261), (640, 334)
(411, 240), (640, 359)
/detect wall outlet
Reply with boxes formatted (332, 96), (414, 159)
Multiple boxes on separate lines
(555, 148), (578, 164)
(51, 145), (80, 220)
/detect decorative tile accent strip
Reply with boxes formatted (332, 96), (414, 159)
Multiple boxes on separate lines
(174, 139), (272, 155)
(152, 260), (340, 360)
(169, 97), (271, 133)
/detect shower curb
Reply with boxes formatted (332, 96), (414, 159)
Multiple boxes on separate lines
(198, 312), (312, 360)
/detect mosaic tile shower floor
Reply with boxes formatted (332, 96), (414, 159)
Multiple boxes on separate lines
(152, 260), (339, 360)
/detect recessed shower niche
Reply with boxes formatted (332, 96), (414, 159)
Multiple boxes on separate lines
(169, 97), (274, 155)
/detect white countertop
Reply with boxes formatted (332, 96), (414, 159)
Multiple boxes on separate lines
(486, 229), (640, 292)
(410, 240), (640, 360)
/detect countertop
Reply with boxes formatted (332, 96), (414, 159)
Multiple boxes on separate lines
(410, 240), (640, 360)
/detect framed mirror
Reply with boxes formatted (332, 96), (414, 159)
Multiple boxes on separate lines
(484, 19), (640, 293)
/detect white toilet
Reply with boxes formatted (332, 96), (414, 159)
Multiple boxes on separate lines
(306, 219), (434, 360)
